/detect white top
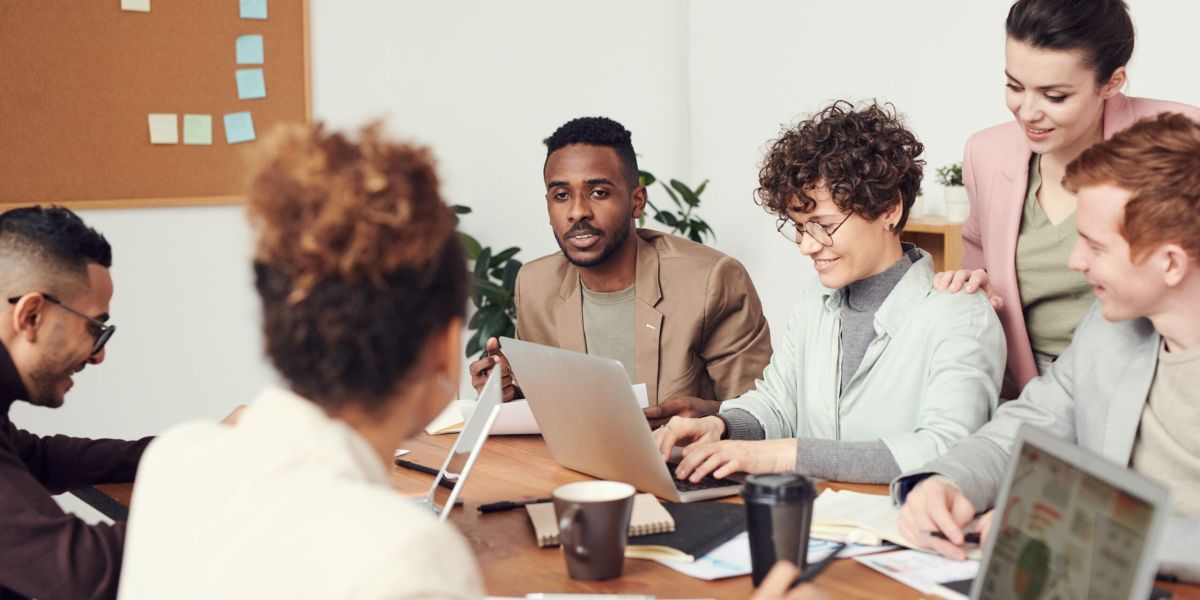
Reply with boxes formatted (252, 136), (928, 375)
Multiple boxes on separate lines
(720, 252), (1005, 471)
(118, 386), (483, 600)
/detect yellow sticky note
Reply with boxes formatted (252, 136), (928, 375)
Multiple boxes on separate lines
(183, 114), (212, 145)
(121, 0), (150, 12)
(148, 114), (178, 144)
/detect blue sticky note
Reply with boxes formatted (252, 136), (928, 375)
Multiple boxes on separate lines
(236, 68), (266, 100)
(236, 34), (264, 65)
(239, 0), (267, 20)
(223, 112), (256, 144)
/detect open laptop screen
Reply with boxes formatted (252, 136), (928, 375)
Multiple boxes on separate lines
(977, 435), (1158, 600)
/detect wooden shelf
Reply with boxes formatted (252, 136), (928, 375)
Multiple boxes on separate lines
(901, 216), (964, 271)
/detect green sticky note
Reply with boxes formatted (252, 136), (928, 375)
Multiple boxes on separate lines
(236, 34), (264, 65)
(223, 112), (255, 144)
(236, 68), (266, 100)
(240, 0), (267, 20)
(183, 114), (212, 145)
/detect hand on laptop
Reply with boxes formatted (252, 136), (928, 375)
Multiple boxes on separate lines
(751, 561), (829, 600)
(896, 475), (979, 560)
(468, 337), (516, 401)
(644, 395), (721, 427)
(675, 438), (797, 483)
(653, 415), (725, 461)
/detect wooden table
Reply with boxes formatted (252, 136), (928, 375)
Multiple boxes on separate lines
(97, 434), (1200, 599)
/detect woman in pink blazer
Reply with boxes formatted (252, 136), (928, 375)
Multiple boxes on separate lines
(937, 0), (1200, 397)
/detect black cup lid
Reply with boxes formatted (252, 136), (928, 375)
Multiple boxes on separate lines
(742, 473), (817, 502)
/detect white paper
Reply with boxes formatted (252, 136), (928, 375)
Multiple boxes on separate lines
(460, 383), (649, 436)
(147, 113), (178, 144)
(656, 531), (895, 581)
(855, 550), (980, 594)
(121, 0), (150, 12)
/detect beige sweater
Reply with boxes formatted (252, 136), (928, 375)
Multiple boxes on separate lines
(1131, 341), (1200, 517)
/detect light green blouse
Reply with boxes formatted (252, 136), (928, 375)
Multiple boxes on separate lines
(1015, 155), (1094, 357)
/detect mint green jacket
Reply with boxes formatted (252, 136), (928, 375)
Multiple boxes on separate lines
(719, 251), (1005, 472)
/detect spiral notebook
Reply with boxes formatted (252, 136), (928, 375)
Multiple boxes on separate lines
(527, 493), (674, 548)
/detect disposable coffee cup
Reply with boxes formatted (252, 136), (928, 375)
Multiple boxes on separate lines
(742, 473), (818, 586)
(552, 480), (636, 580)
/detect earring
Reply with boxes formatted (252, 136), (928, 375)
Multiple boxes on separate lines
(887, 223), (896, 232)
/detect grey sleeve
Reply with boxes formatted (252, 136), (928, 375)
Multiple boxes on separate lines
(796, 438), (901, 484)
(716, 409), (765, 441)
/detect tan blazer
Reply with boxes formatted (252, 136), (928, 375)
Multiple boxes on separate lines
(513, 229), (771, 406)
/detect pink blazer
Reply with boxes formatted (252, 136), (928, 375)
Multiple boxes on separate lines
(961, 93), (1200, 398)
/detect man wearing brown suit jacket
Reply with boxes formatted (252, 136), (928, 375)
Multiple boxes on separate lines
(469, 117), (771, 424)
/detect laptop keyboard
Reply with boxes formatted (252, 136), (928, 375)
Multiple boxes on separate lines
(667, 462), (739, 491)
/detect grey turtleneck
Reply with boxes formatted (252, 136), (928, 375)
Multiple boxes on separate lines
(717, 245), (918, 484)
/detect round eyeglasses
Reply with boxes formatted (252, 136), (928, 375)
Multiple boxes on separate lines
(776, 212), (853, 247)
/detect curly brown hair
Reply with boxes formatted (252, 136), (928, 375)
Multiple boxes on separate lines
(246, 122), (467, 412)
(756, 100), (925, 232)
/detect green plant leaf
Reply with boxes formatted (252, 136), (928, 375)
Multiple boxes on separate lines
(452, 205), (472, 215)
(658, 182), (683, 209)
(459, 233), (482, 260)
(469, 305), (503, 329)
(489, 246), (520, 268)
(465, 331), (484, 358)
(654, 211), (679, 227)
(688, 228), (703, 243)
(695, 179), (709, 196)
(639, 170), (657, 186)
(501, 259), (522, 293)
(474, 278), (511, 306)
(671, 179), (701, 207)
(477, 308), (511, 346)
(474, 247), (492, 281)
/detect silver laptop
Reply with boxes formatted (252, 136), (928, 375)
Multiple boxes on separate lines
(938, 424), (1171, 600)
(422, 369), (502, 521)
(500, 337), (741, 503)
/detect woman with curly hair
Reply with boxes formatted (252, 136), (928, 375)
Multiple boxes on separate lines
(654, 101), (1006, 485)
(936, 0), (1200, 397)
(118, 123), (482, 598)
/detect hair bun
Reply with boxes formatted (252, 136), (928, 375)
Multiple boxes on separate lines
(246, 122), (456, 299)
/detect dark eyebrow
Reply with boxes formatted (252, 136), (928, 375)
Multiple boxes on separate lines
(584, 178), (614, 186)
(546, 180), (568, 189)
(1005, 71), (1073, 92)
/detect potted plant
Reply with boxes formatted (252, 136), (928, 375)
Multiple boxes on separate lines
(937, 163), (969, 222)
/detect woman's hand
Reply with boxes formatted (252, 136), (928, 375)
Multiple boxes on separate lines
(673, 438), (798, 482)
(932, 268), (1003, 310)
(652, 415), (725, 462)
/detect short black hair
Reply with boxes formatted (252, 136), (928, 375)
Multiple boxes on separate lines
(545, 116), (640, 189)
(1006, 0), (1134, 86)
(0, 206), (112, 270)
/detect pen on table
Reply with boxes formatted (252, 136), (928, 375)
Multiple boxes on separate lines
(477, 497), (553, 513)
(791, 542), (845, 587)
(394, 458), (457, 491)
(930, 531), (982, 545)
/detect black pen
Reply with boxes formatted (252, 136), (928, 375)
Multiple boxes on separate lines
(395, 458), (457, 491)
(477, 497), (553, 513)
(931, 531), (982, 545)
(792, 542), (846, 587)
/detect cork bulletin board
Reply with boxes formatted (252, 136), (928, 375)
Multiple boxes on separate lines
(0, 0), (311, 209)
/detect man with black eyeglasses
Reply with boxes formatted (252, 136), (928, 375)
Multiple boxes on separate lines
(0, 206), (164, 600)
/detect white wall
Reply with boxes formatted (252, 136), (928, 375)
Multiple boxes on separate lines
(12, 1), (1200, 439)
